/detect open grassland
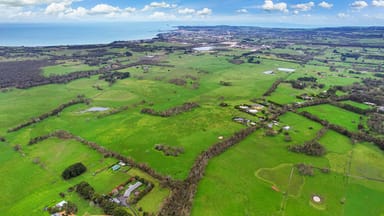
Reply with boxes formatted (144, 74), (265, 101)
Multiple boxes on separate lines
(299, 104), (364, 132)
(0, 137), (168, 216)
(42, 61), (99, 77)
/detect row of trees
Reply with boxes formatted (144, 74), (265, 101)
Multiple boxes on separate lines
(158, 125), (260, 215)
(141, 102), (199, 117)
(8, 96), (90, 133)
(263, 79), (283, 96)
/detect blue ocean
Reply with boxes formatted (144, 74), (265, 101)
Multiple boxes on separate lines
(0, 22), (175, 46)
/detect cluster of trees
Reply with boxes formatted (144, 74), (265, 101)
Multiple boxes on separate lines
(75, 181), (132, 215)
(367, 113), (384, 134)
(0, 136), (5, 142)
(154, 144), (185, 157)
(168, 78), (187, 86)
(296, 163), (314, 176)
(141, 102), (199, 117)
(247, 56), (261, 64)
(297, 76), (317, 82)
(8, 96), (90, 133)
(219, 80), (232, 86)
(62, 162), (87, 180)
(263, 79), (283, 96)
(288, 141), (326, 156)
(159, 126), (260, 215)
(99, 72), (130, 85)
(348, 79), (384, 106)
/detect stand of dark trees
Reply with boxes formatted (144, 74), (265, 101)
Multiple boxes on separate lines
(158, 125), (260, 216)
(154, 144), (185, 157)
(0, 60), (53, 88)
(99, 71), (130, 85)
(297, 76), (317, 82)
(263, 79), (283, 96)
(288, 141), (326, 156)
(62, 162), (87, 180)
(296, 163), (314, 176)
(367, 113), (384, 134)
(0, 58), (163, 89)
(141, 102), (199, 117)
(8, 96), (90, 133)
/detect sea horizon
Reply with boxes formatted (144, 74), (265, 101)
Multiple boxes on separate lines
(0, 22), (176, 47)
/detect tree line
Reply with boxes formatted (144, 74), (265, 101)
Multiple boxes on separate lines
(141, 102), (199, 117)
(8, 95), (90, 133)
(158, 125), (261, 215)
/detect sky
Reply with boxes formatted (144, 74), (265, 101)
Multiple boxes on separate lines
(0, 0), (383, 26)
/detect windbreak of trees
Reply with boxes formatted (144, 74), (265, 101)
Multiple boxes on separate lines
(8, 96), (90, 133)
(158, 125), (260, 216)
(141, 102), (199, 117)
(263, 79), (283, 96)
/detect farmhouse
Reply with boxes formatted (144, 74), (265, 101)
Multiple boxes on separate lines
(123, 182), (142, 198)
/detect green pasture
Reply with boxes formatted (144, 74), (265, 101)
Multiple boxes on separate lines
(299, 104), (364, 132)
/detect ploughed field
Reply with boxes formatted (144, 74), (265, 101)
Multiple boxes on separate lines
(1, 26), (384, 216)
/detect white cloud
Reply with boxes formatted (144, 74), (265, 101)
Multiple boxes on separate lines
(318, 1), (333, 9)
(149, 11), (176, 20)
(291, 2), (315, 12)
(236, 9), (248, 13)
(351, 1), (368, 9)
(0, 0), (77, 7)
(338, 12), (349, 18)
(372, 0), (384, 7)
(262, 0), (288, 13)
(89, 4), (121, 14)
(142, 1), (176, 11)
(45, 2), (70, 14)
(66, 6), (87, 17)
(178, 8), (195, 14)
(125, 7), (136, 13)
(196, 8), (212, 16)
